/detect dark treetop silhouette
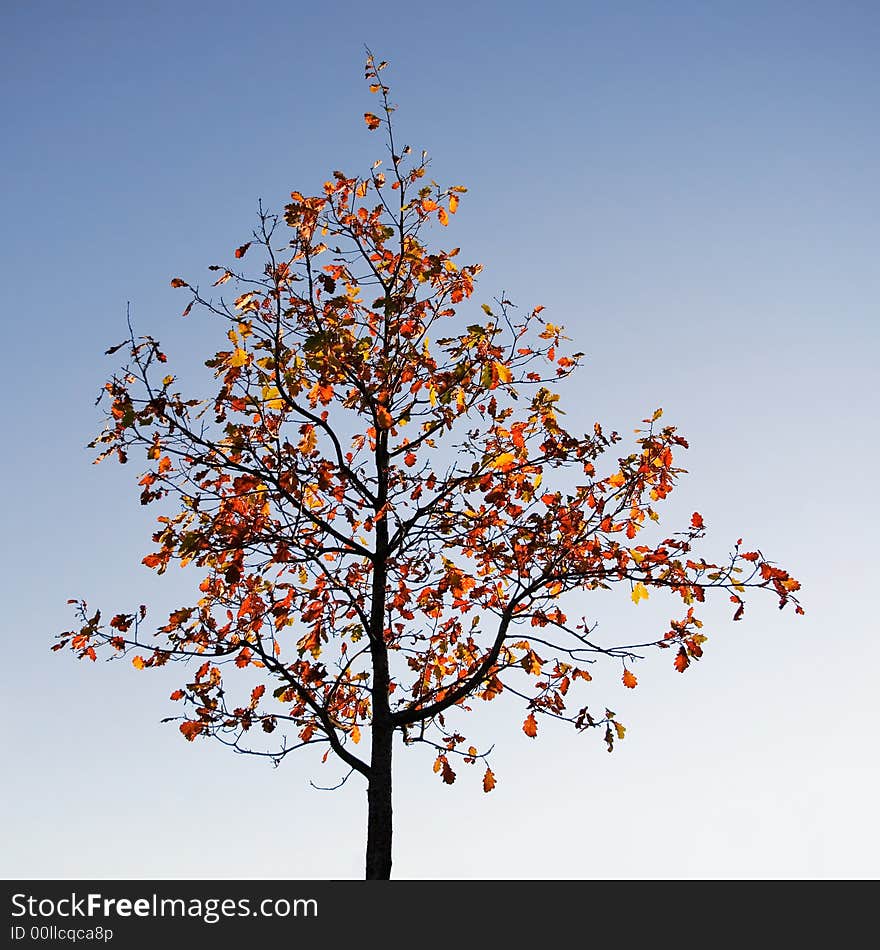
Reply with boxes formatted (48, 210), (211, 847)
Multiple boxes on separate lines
(57, 54), (802, 879)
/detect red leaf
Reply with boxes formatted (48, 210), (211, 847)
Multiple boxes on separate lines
(674, 648), (690, 673)
(235, 242), (252, 259)
(691, 512), (704, 529)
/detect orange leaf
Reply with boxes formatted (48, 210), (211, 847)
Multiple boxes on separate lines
(438, 207), (449, 226)
(622, 669), (638, 689)
(404, 451), (417, 467)
(132, 656), (146, 670)
(179, 721), (203, 741)
(483, 767), (496, 793)
(364, 112), (381, 130)
(609, 472), (626, 488)
(170, 277), (188, 288)
(523, 713), (538, 738)
(691, 512), (704, 529)
(674, 648), (690, 673)
(376, 406), (393, 429)
(449, 194), (459, 214)
(235, 242), (251, 259)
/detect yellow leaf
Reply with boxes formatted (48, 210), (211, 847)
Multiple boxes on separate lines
(351, 725), (361, 744)
(609, 472), (626, 488)
(613, 721), (626, 740)
(493, 361), (513, 384)
(262, 385), (283, 410)
(131, 656), (146, 669)
(630, 549), (645, 565)
(490, 452), (516, 471)
(631, 582), (649, 605)
(229, 348), (248, 368)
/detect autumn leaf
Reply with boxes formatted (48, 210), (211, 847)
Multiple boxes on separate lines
(613, 721), (626, 740)
(674, 648), (690, 673)
(229, 348), (248, 368)
(490, 452), (516, 471)
(376, 406), (393, 429)
(234, 242), (252, 259)
(170, 277), (188, 288)
(483, 767), (496, 793)
(523, 713), (538, 738)
(132, 656), (146, 670)
(364, 112), (382, 130)
(622, 669), (638, 689)
(493, 361), (513, 384)
(179, 721), (203, 741)
(691, 512), (704, 529)
(631, 582), (649, 605)
(609, 472), (626, 488)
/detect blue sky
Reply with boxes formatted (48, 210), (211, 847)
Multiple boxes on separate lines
(2, 0), (878, 879)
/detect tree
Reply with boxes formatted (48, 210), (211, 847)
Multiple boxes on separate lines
(56, 54), (802, 880)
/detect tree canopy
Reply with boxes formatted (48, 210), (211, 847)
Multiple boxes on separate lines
(57, 54), (802, 878)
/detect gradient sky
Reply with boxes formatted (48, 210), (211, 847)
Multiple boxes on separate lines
(3, 0), (878, 880)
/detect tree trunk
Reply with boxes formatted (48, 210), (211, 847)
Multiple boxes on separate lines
(365, 725), (393, 879)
